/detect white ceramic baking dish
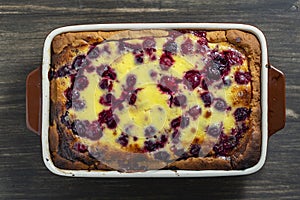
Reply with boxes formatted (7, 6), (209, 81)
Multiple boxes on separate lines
(26, 23), (285, 177)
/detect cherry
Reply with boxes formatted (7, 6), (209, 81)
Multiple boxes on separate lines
(234, 107), (250, 121)
(173, 95), (187, 107)
(159, 52), (175, 70)
(86, 121), (103, 140)
(234, 71), (251, 84)
(72, 55), (89, 70)
(181, 38), (193, 55)
(207, 125), (221, 137)
(163, 41), (177, 53)
(158, 76), (180, 94)
(72, 99), (85, 110)
(189, 144), (201, 157)
(142, 37), (156, 49)
(99, 79), (109, 89)
(171, 116), (182, 129)
(214, 98), (227, 111)
(74, 75), (88, 91)
(144, 126), (156, 137)
(87, 46), (100, 59)
(126, 74), (137, 88)
(128, 93), (137, 105)
(99, 93), (115, 106)
(200, 92), (213, 107)
(188, 105), (202, 119)
(183, 70), (202, 90)
(180, 116), (190, 129)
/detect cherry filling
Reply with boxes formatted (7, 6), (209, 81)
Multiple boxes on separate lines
(158, 76), (181, 94)
(72, 55), (90, 71)
(159, 52), (175, 70)
(188, 105), (202, 120)
(200, 92), (213, 107)
(133, 49), (144, 64)
(234, 107), (250, 121)
(143, 135), (168, 152)
(163, 41), (177, 54)
(126, 74), (137, 88)
(214, 98), (227, 111)
(99, 93), (115, 106)
(117, 133), (129, 147)
(183, 70), (202, 90)
(74, 75), (89, 91)
(181, 38), (193, 55)
(189, 143), (201, 157)
(98, 109), (118, 129)
(234, 71), (251, 84)
(173, 95), (187, 107)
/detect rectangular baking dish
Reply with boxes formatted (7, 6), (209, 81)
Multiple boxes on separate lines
(26, 23), (285, 177)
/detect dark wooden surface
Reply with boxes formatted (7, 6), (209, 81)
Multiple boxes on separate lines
(0, 0), (299, 199)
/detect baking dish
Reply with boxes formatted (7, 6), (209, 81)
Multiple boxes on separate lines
(26, 23), (285, 177)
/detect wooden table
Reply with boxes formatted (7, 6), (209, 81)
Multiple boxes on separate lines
(0, 0), (299, 199)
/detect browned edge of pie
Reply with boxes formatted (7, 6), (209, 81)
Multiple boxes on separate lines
(49, 29), (261, 171)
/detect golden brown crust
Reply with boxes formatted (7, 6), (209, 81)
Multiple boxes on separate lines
(49, 29), (261, 171)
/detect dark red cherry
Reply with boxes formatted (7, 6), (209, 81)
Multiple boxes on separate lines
(234, 107), (250, 121)
(171, 116), (182, 129)
(102, 67), (117, 80)
(183, 70), (202, 90)
(143, 140), (158, 152)
(99, 79), (109, 90)
(99, 93), (115, 106)
(200, 92), (213, 107)
(128, 93), (137, 105)
(234, 71), (251, 84)
(159, 52), (175, 70)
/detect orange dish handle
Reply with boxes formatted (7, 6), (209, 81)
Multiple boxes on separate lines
(26, 67), (41, 135)
(268, 65), (286, 137)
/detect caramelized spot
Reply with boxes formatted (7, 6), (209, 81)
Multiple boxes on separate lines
(204, 110), (212, 118)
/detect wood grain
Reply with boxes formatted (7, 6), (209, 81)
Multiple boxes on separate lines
(0, 0), (299, 199)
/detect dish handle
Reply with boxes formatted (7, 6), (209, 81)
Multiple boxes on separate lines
(268, 65), (286, 137)
(26, 67), (41, 135)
